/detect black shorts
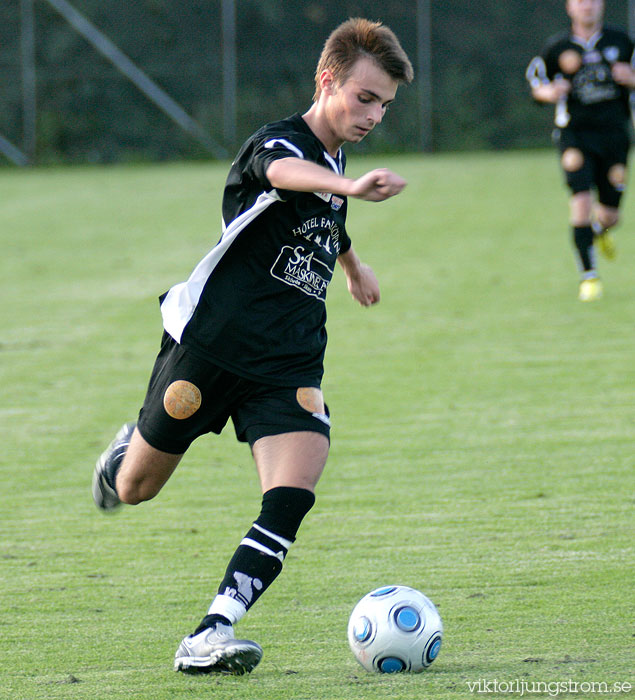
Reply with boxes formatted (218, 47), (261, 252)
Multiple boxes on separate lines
(554, 126), (630, 207)
(136, 333), (331, 454)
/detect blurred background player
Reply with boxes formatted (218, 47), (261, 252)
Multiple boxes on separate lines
(92, 18), (413, 675)
(526, 0), (635, 301)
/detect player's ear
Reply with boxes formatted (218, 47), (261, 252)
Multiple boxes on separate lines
(320, 69), (337, 96)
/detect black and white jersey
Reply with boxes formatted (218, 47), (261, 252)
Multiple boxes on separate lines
(526, 26), (634, 129)
(160, 113), (352, 387)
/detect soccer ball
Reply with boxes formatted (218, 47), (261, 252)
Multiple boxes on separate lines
(347, 585), (442, 673)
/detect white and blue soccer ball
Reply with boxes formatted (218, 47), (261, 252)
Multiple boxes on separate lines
(347, 585), (443, 673)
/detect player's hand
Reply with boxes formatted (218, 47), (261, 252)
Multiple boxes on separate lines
(550, 78), (572, 100)
(612, 62), (635, 88)
(346, 263), (380, 306)
(348, 168), (407, 202)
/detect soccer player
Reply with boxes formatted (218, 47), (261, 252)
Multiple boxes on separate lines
(526, 0), (635, 301)
(92, 18), (413, 675)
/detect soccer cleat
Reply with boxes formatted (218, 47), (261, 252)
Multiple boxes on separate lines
(578, 277), (603, 302)
(595, 230), (616, 260)
(174, 622), (263, 675)
(92, 422), (135, 511)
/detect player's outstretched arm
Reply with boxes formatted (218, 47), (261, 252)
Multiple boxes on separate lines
(266, 158), (406, 202)
(346, 168), (407, 202)
(612, 62), (635, 88)
(338, 247), (380, 307)
(531, 78), (571, 103)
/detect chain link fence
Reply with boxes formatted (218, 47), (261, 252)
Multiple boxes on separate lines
(0, 0), (630, 164)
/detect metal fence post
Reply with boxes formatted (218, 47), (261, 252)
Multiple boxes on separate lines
(222, 0), (237, 149)
(21, 0), (37, 164)
(416, 0), (432, 152)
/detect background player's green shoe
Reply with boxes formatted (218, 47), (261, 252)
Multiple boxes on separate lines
(578, 277), (603, 302)
(595, 230), (616, 259)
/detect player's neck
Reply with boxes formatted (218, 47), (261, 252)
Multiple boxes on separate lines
(302, 104), (343, 158)
(571, 20), (602, 42)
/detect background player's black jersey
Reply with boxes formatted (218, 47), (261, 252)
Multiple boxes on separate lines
(160, 113), (352, 387)
(526, 26), (634, 129)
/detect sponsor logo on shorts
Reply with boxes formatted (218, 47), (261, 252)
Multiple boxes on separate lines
(296, 387), (324, 413)
(296, 387), (330, 427)
(163, 380), (202, 420)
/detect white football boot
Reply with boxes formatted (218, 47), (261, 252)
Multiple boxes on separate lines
(92, 422), (135, 510)
(174, 622), (263, 675)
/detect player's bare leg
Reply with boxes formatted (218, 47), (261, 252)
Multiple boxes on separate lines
(115, 428), (183, 504)
(92, 424), (183, 510)
(252, 431), (329, 493)
(570, 191), (603, 301)
(175, 431), (328, 675)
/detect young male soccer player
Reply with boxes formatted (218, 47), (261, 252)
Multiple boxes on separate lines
(92, 18), (413, 675)
(526, 0), (635, 301)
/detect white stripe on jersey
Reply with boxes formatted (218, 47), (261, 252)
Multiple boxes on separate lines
(323, 150), (343, 175)
(264, 138), (305, 159)
(264, 136), (343, 177)
(526, 56), (549, 89)
(160, 189), (283, 342)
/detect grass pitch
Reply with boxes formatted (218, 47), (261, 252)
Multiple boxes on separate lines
(1, 152), (633, 700)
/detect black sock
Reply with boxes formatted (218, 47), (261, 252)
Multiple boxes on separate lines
(194, 614), (232, 635)
(204, 487), (316, 625)
(572, 225), (595, 273)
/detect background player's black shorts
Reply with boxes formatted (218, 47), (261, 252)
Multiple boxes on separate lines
(554, 126), (630, 207)
(137, 333), (331, 454)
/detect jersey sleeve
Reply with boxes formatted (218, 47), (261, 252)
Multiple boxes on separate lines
(248, 130), (317, 193)
(338, 228), (352, 255)
(620, 31), (634, 65)
(526, 38), (562, 90)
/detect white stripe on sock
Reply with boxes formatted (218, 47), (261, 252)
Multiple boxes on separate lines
(252, 523), (293, 550)
(240, 537), (285, 563)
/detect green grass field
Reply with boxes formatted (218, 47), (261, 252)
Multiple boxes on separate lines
(1, 151), (633, 700)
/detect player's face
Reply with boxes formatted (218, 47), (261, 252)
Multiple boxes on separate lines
(566, 0), (604, 28)
(325, 58), (398, 146)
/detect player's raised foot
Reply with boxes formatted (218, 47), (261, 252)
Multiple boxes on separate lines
(174, 622), (263, 675)
(595, 230), (616, 260)
(578, 277), (603, 302)
(92, 422), (135, 511)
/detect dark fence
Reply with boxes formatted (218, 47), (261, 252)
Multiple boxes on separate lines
(0, 0), (630, 164)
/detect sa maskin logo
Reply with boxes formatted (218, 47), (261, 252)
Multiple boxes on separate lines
(270, 245), (333, 301)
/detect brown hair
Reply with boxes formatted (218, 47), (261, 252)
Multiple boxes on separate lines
(313, 18), (414, 100)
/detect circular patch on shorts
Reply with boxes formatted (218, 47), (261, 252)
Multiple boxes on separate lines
(296, 387), (324, 414)
(163, 380), (202, 420)
(559, 49), (582, 74)
(561, 148), (584, 172)
(608, 164), (626, 188)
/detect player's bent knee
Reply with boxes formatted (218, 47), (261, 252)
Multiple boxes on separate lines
(117, 481), (156, 505)
(600, 212), (619, 229)
(596, 204), (620, 229)
(116, 472), (165, 504)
